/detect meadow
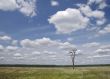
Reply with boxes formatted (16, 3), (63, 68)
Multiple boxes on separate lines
(0, 67), (110, 79)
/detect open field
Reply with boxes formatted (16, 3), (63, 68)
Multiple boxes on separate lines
(0, 67), (110, 79)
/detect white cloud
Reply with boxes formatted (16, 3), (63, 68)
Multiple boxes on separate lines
(14, 53), (22, 57)
(49, 55), (56, 58)
(87, 0), (107, 9)
(91, 10), (105, 19)
(95, 48), (110, 55)
(82, 42), (100, 48)
(98, 24), (110, 35)
(96, 19), (106, 25)
(48, 8), (89, 34)
(11, 40), (18, 46)
(0, 45), (4, 51)
(0, 35), (12, 41)
(89, 55), (110, 58)
(100, 44), (110, 49)
(0, 35), (109, 65)
(79, 5), (105, 19)
(44, 51), (56, 55)
(51, 0), (59, 6)
(49, 3), (106, 34)
(6, 46), (18, 51)
(98, 1), (107, 9)
(17, 37), (75, 64)
(0, 57), (4, 60)
(35, 37), (57, 46)
(59, 42), (76, 50)
(79, 5), (92, 16)
(20, 37), (76, 50)
(0, 0), (17, 11)
(16, 0), (36, 17)
(20, 39), (35, 48)
(0, 0), (37, 17)
(20, 37), (58, 48)
(87, 0), (102, 5)
(75, 50), (83, 56)
(0, 36), (110, 64)
(82, 42), (110, 56)
(78, 5), (106, 27)
(32, 51), (41, 55)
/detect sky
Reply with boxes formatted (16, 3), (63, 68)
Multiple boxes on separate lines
(0, 0), (110, 65)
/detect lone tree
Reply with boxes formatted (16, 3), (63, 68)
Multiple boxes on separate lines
(69, 48), (77, 70)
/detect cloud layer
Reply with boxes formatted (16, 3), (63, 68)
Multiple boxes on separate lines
(0, 35), (110, 65)
(0, 35), (77, 65)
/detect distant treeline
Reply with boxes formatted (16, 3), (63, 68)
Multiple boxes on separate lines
(0, 64), (110, 67)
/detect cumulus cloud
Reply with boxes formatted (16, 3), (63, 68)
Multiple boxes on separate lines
(95, 45), (110, 56)
(48, 8), (89, 34)
(49, 55), (56, 58)
(89, 54), (110, 58)
(20, 37), (76, 50)
(59, 42), (76, 50)
(98, 24), (110, 35)
(32, 51), (41, 55)
(100, 44), (110, 49)
(14, 53), (22, 57)
(82, 41), (110, 59)
(0, 0), (37, 17)
(96, 19), (106, 25)
(80, 42), (110, 64)
(87, 0), (107, 9)
(51, 0), (59, 6)
(79, 5), (105, 19)
(11, 40), (18, 46)
(0, 45), (4, 51)
(20, 38), (57, 48)
(98, 1), (107, 9)
(0, 37), (77, 64)
(44, 51), (56, 55)
(76, 1), (108, 39)
(48, 0), (107, 34)
(0, 0), (17, 11)
(10, 39), (110, 65)
(75, 50), (83, 56)
(0, 57), (4, 60)
(95, 48), (110, 55)
(87, 10), (104, 19)
(82, 42), (110, 56)
(20, 39), (35, 48)
(82, 42), (100, 48)
(16, 0), (36, 17)
(0, 35), (12, 41)
(6, 46), (18, 51)
(0, 36), (110, 65)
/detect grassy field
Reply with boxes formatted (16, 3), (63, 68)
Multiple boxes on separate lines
(0, 67), (110, 79)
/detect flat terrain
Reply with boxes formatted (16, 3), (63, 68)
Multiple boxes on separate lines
(0, 67), (110, 79)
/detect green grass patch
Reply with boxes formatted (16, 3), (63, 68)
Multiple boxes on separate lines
(0, 67), (110, 79)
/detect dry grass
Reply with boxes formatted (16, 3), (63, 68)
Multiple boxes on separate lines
(0, 67), (110, 79)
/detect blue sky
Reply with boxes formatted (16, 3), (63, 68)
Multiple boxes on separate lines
(0, 0), (110, 65)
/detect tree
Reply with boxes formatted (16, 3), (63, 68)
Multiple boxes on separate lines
(69, 48), (77, 70)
